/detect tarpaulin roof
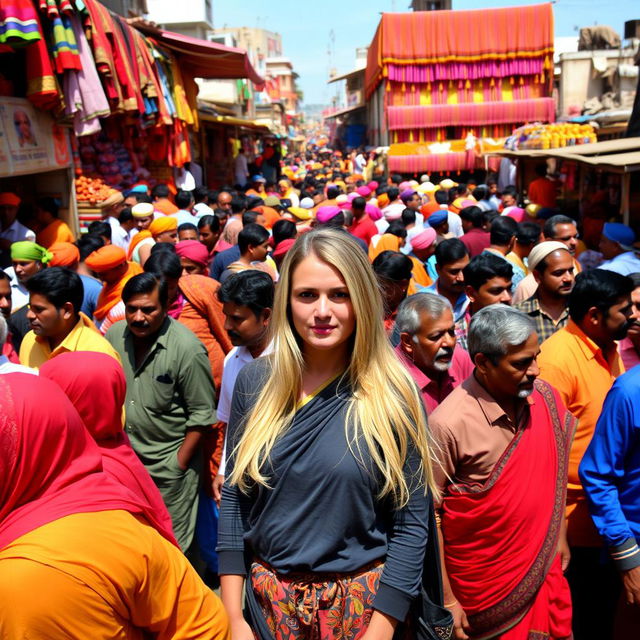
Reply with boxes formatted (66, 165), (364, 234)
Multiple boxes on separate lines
(140, 28), (265, 89)
(366, 3), (554, 97)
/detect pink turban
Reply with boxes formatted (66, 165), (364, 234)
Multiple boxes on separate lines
(365, 203), (383, 221)
(367, 181), (379, 191)
(411, 228), (437, 250)
(356, 186), (371, 197)
(316, 205), (342, 223)
(505, 207), (525, 222)
(175, 240), (209, 269)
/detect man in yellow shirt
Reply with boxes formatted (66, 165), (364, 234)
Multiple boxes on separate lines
(19, 267), (120, 368)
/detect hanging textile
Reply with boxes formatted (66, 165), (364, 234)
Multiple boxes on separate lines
(1, 0), (41, 45)
(63, 12), (110, 136)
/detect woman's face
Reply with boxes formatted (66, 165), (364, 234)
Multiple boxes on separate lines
(289, 254), (356, 356)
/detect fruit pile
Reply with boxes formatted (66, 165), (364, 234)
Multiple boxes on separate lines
(76, 134), (151, 197)
(507, 123), (597, 150)
(75, 175), (114, 205)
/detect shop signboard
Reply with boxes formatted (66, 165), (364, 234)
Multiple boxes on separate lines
(0, 97), (71, 177)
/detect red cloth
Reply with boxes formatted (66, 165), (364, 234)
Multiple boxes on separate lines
(349, 214), (378, 246)
(0, 374), (176, 548)
(460, 227), (490, 258)
(528, 177), (558, 209)
(441, 380), (575, 638)
(39, 352), (177, 546)
(2, 337), (19, 364)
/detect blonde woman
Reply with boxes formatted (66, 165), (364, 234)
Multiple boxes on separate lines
(218, 228), (436, 640)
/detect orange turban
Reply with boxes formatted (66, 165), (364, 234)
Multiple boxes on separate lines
(149, 216), (177, 237)
(49, 242), (80, 267)
(85, 245), (127, 273)
(377, 193), (390, 208)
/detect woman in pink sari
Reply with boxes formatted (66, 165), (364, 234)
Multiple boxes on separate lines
(40, 351), (176, 546)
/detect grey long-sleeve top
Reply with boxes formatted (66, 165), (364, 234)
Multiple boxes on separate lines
(217, 358), (429, 622)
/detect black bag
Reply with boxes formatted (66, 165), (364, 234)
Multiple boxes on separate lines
(410, 496), (454, 640)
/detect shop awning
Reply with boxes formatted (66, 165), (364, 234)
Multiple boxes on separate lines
(328, 67), (366, 84)
(199, 113), (271, 132)
(323, 104), (365, 120)
(488, 137), (640, 173)
(139, 28), (265, 89)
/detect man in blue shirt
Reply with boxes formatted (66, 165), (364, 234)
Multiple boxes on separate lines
(598, 222), (640, 276)
(580, 365), (640, 618)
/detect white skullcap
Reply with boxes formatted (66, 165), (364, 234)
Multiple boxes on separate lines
(527, 241), (570, 272)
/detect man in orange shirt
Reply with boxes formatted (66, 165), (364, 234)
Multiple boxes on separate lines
(528, 164), (558, 209)
(538, 269), (634, 640)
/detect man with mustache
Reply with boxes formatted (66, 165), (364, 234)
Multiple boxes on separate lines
(212, 270), (274, 505)
(538, 269), (634, 640)
(430, 305), (574, 640)
(394, 292), (473, 414)
(105, 273), (216, 556)
(516, 241), (575, 343)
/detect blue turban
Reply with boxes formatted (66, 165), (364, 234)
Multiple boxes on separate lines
(428, 210), (448, 228)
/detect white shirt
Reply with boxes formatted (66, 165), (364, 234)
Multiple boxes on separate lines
(0, 219), (35, 244)
(4, 266), (29, 312)
(447, 211), (464, 238)
(194, 202), (214, 217)
(217, 342), (273, 475)
(105, 216), (129, 251)
(0, 355), (36, 375)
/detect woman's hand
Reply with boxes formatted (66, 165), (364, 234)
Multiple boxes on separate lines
(448, 602), (470, 640)
(228, 615), (254, 640)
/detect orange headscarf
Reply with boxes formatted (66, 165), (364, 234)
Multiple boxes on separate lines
(254, 205), (281, 230)
(368, 233), (402, 262)
(149, 216), (177, 237)
(49, 242), (80, 267)
(89, 252), (143, 321)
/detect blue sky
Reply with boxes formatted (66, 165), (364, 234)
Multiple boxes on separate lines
(214, 0), (637, 105)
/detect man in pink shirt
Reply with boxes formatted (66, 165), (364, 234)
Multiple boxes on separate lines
(394, 291), (473, 413)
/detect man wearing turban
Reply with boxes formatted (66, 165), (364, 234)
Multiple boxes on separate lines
(6, 241), (52, 312)
(130, 216), (178, 267)
(85, 245), (143, 334)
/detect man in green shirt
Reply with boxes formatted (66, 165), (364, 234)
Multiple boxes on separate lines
(106, 272), (216, 552)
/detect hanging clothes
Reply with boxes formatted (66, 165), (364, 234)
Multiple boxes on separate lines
(1, 0), (41, 45)
(63, 12), (110, 136)
(81, 0), (123, 109)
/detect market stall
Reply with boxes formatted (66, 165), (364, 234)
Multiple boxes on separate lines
(0, 0), (264, 234)
(0, 96), (77, 242)
(488, 138), (640, 229)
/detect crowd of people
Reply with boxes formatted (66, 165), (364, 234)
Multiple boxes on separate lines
(1, 147), (640, 640)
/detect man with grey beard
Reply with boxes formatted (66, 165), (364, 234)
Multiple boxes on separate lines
(394, 292), (473, 414)
(429, 304), (574, 640)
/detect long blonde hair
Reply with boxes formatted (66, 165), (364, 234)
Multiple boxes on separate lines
(229, 228), (437, 507)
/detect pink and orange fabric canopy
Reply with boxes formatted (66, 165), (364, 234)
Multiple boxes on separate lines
(365, 3), (554, 98)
